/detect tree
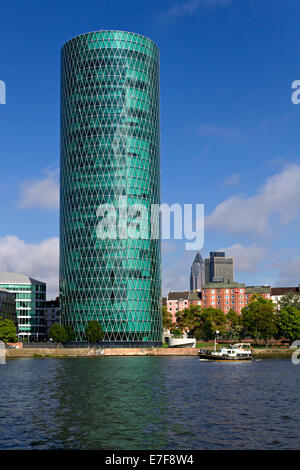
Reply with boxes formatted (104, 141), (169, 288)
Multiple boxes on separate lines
(0, 317), (17, 343)
(85, 321), (104, 343)
(49, 324), (67, 343)
(242, 295), (277, 341)
(278, 306), (300, 341)
(196, 307), (227, 340)
(176, 305), (227, 340)
(162, 305), (173, 330)
(226, 309), (242, 339)
(176, 305), (202, 334)
(170, 327), (183, 338)
(279, 293), (300, 311)
(65, 325), (76, 341)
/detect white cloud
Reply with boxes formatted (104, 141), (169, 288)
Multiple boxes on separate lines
(206, 164), (300, 235)
(18, 169), (59, 210)
(162, 249), (195, 295)
(162, 241), (178, 255)
(224, 243), (267, 273)
(223, 173), (241, 186)
(198, 124), (241, 138)
(276, 257), (300, 287)
(163, 0), (233, 18)
(0, 235), (59, 299)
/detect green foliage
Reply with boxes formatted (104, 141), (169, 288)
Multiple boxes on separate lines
(226, 309), (243, 339)
(162, 305), (173, 330)
(0, 317), (17, 343)
(176, 305), (226, 340)
(279, 293), (300, 311)
(197, 307), (227, 340)
(170, 327), (183, 338)
(49, 324), (68, 343)
(278, 306), (300, 341)
(64, 325), (76, 341)
(176, 305), (202, 334)
(242, 295), (277, 340)
(85, 320), (104, 343)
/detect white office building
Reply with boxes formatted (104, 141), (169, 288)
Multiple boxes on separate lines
(0, 272), (46, 341)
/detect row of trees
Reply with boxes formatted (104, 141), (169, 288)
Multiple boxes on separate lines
(162, 293), (300, 342)
(0, 318), (105, 344)
(49, 320), (104, 343)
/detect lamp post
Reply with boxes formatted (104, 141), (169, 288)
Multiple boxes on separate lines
(214, 330), (219, 352)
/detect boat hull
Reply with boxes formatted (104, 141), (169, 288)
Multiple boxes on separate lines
(198, 353), (252, 361)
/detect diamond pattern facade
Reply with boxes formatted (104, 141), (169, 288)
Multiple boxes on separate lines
(60, 31), (162, 344)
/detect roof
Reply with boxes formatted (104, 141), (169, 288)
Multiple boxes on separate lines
(193, 252), (203, 264)
(0, 287), (13, 294)
(189, 291), (201, 301)
(167, 291), (201, 301)
(168, 291), (190, 301)
(271, 287), (299, 296)
(246, 286), (271, 294)
(202, 282), (245, 289)
(0, 272), (45, 285)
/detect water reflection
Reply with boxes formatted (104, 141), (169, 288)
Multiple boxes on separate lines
(0, 357), (299, 449)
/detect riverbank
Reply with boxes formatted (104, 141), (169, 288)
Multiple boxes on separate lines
(5, 347), (294, 359)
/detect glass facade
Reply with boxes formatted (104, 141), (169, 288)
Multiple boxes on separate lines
(0, 288), (17, 324)
(60, 30), (162, 343)
(0, 281), (46, 341)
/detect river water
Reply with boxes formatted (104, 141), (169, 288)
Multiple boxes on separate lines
(0, 357), (299, 449)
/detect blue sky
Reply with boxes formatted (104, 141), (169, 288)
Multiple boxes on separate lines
(1, 0), (300, 297)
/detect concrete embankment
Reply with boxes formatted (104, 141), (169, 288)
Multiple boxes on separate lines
(6, 347), (294, 359)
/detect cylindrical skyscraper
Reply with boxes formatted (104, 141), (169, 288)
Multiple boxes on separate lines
(60, 31), (161, 345)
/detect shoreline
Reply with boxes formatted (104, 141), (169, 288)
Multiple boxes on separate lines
(5, 347), (294, 359)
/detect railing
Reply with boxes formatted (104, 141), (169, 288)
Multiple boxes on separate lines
(22, 341), (162, 349)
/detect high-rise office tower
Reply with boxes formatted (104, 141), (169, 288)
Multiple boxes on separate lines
(190, 252), (204, 291)
(204, 252), (234, 284)
(60, 31), (162, 344)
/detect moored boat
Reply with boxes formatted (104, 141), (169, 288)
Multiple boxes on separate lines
(198, 343), (252, 361)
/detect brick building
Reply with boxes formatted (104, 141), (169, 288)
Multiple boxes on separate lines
(166, 284), (271, 319)
(202, 283), (270, 314)
(167, 291), (201, 323)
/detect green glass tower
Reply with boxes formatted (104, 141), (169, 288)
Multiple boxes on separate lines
(60, 30), (162, 345)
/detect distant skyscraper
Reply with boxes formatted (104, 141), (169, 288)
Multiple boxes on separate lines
(204, 252), (234, 284)
(190, 252), (204, 291)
